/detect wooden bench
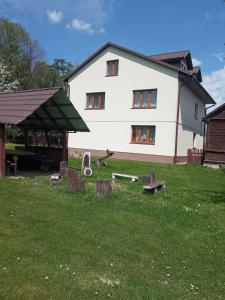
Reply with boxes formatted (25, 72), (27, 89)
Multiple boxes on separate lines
(112, 173), (138, 182)
(143, 181), (165, 193)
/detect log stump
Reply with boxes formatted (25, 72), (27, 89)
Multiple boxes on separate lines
(96, 179), (112, 197)
(68, 168), (84, 192)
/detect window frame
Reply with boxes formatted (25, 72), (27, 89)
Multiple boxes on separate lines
(106, 60), (119, 77)
(132, 89), (157, 109)
(86, 92), (105, 110)
(131, 125), (156, 145)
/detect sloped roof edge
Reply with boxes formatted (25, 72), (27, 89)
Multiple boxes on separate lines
(64, 42), (191, 81)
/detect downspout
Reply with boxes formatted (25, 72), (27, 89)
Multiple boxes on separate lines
(174, 77), (193, 164)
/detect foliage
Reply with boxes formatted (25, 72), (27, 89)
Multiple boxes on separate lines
(0, 61), (20, 91)
(0, 158), (225, 299)
(31, 61), (61, 89)
(0, 18), (74, 90)
(51, 59), (74, 78)
(0, 18), (43, 89)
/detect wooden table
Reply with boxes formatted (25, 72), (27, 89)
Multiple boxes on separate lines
(6, 149), (38, 175)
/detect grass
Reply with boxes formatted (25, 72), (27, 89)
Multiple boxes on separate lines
(0, 157), (225, 299)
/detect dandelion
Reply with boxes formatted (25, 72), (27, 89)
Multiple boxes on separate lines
(2, 267), (6, 270)
(95, 292), (98, 295)
(45, 276), (49, 280)
(167, 273), (170, 277)
(110, 263), (113, 266)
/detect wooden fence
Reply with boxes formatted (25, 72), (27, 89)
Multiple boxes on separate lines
(187, 148), (204, 165)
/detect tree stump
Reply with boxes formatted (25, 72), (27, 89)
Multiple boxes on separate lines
(67, 168), (84, 192)
(60, 161), (68, 176)
(96, 179), (112, 197)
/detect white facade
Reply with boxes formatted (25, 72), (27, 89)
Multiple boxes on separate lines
(68, 45), (208, 163)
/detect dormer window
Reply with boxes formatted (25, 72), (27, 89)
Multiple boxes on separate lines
(106, 60), (119, 76)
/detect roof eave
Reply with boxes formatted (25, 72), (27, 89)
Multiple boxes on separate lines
(179, 73), (215, 105)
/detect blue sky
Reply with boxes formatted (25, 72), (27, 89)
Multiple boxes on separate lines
(0, 0), (225, 104)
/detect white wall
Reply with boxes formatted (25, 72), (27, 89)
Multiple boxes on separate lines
(177, 85), (205, 156)
(68, 46), (179, 157)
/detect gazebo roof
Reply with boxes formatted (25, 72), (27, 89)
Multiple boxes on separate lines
(0, 87), (89, 132)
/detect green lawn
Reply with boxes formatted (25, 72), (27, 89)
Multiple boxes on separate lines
(0, 158), (225, 300)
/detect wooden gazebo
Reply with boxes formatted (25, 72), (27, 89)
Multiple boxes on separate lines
(0, 87), (89, 176)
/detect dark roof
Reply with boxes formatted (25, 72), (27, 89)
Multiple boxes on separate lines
(188, 66), (202, 82)
(150, 50), (193, 70)
(150, 50), (190, 61)
(205, 102), (225, 120)
(64, 41), (215, 104)
(0, 87), (89, 132)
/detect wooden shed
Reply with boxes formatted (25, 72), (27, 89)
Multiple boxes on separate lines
(204, 103), (225, 165)
(0, 87), (89, 177)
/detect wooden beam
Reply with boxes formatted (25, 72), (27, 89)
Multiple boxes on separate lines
(0, 124), (6, 177)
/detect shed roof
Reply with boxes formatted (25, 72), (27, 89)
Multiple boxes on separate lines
(205, 102), (225, 120)
(0, 87), (89, 132)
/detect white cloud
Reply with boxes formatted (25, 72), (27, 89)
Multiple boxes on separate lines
(214, 53), (225, 63)
(192, 57), (202, 66)
(0, 0), (116, 32)
(47, 10), (63, 23)
(203, 66), (225, 106)
(67, 19), (94, 34)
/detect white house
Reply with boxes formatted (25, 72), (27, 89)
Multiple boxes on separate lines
(65, 42), (215, 163)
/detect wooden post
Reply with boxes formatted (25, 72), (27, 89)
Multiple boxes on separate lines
(24, 129), (29, 147)
(96, 179), (112, 197)
(62, 129), (68, 162)
(0, 124), (6, 177)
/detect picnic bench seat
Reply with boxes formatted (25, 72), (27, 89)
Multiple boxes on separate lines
(112, 172), (138, 182)
(143, 180), (165, 193)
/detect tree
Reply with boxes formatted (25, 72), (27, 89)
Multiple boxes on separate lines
(0, 18), (43, 89)
(31, 61), (61, 89)
(0, 61), (20, 91)
(51, 59), (74, 78)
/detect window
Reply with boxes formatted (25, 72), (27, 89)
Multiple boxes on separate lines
(133, 89), (157, 109)
(194, 103), (198, 119)
(106, 60), (119, 76)
(131, 126), (156, 144)
(86, 93), (105, 110)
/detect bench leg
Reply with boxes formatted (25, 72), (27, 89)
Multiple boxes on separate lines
(154, 188), (158, 194)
